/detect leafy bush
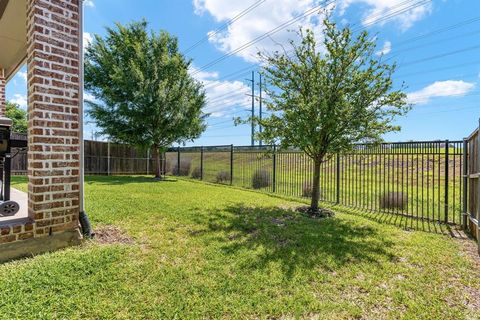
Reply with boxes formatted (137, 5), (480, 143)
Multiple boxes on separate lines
(191, 167), (202, 179)
(172, 159), (191, 176)
(216, 171), (230, 184)
(252, 169), (271, 189)
(379, 192), (407, 210)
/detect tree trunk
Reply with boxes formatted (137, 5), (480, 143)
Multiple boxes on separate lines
(310, 158), (322, 212)
(154, 147), (162, 179)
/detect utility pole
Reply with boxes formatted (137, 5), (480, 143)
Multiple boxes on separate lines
(259, 72), (263, 146)
(245, 71), (255, 146)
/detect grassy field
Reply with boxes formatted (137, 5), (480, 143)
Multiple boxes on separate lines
(166, 149), (464, 224)
(3, 175), (479, 319)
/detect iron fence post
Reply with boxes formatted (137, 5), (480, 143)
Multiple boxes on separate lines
(272, 145), (277, 193)
(230, 144), (234, 185)
(444, 140), (449, 223)
(463, 138), (468, 230)
(200, 146), (204, 181)
(336, 153), (340, 204)
(177, 146), (181, 176)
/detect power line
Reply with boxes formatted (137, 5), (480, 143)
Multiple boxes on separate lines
(203, 67), (254, 88)
(197, 0), (435, 97)
(205, 58), (480, 120)
(184, 0), (267, 54)
(205, 99), (250, 113)
(200, 13), (480, 92)
(355, 0), (431, 31)
(397, 44), (480, 68)
(192, 0), (337, 75)
(384, 29), (480, 63)
(394, 59), (480, 78)
(392, 16), (480, 48)
(394, 72), (480, 90)
(206, 90), (249, 104)
(413, 103), (480, 116)
(199, 4), (480, 121)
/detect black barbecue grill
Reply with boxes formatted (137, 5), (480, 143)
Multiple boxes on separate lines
(0, 117), (24, 217)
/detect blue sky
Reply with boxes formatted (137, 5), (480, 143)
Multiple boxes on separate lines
(5, 0), (480, 146)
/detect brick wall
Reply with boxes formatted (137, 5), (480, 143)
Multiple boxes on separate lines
(0, 69), (5, 116)
(25, 0), (81, 238)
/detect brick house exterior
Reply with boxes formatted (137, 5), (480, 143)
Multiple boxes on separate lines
(0, 0), (84, 261)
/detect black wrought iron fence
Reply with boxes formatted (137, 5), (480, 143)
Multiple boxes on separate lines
(166, 140), (465, 225)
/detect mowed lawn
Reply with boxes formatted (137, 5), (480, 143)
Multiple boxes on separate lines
(2, 176), (480, 319)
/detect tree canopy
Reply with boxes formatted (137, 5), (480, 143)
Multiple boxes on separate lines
(84, 20), (207, 178)
(254, 18), (410, 214)
(5, 101), (27, 134)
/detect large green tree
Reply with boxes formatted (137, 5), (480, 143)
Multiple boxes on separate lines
(85, 21), (207, 178)
(255, 19), (410, 215)
(5, 101), (27, 134)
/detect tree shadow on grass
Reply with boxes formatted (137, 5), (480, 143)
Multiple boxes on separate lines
(191, 204), (397, 278)
(332, 205), (467, 238)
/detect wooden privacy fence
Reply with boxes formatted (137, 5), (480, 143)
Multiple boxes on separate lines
(466, 122), (480, 253)
(84, 140), (154, 175)
(11, 138), (155, 175)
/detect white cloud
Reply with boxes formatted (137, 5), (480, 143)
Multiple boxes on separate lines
(17, 71), (27, 82)
(84, 92), (96, 101)
(193, 0), (329, 63)
(376, 40), (391, 56)
(83, 32), (93, 51)
(10, 94), (27, 109)
(190, 66), (251, 118)
(193, 0), (431, 65)
(339, 0), (432, 30)
(408, 80), (475, 105)
(84, 0), (95, 8)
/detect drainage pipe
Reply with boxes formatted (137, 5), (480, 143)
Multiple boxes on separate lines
(78, 0), (92, 238)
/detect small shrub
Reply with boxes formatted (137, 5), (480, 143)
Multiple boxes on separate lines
(379, 192), (407, 210)
(216, 171), (230, 184)
(191, 167), (202, 179)
(172, 159), (191, 176)
(252, 169), (271, 189)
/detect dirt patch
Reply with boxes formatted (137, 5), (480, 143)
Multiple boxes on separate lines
(94, 225), (134, 245)
(296, 205), (335, 218)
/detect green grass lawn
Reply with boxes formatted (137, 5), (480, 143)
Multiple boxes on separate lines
(2, 175), (480, 319)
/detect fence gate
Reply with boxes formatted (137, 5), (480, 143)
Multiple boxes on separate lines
(466, 121), (480, 254)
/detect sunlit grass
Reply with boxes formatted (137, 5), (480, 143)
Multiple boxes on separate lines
(1, 175), (478, 319)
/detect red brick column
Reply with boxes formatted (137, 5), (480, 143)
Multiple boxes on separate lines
(0, 69), (5, 116)
(26, 0), (82, 237)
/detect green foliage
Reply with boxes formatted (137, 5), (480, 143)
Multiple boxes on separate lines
(249, 17), (410, 211)
(5, 102), (27, 133)
(84, 20), (207, 177)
